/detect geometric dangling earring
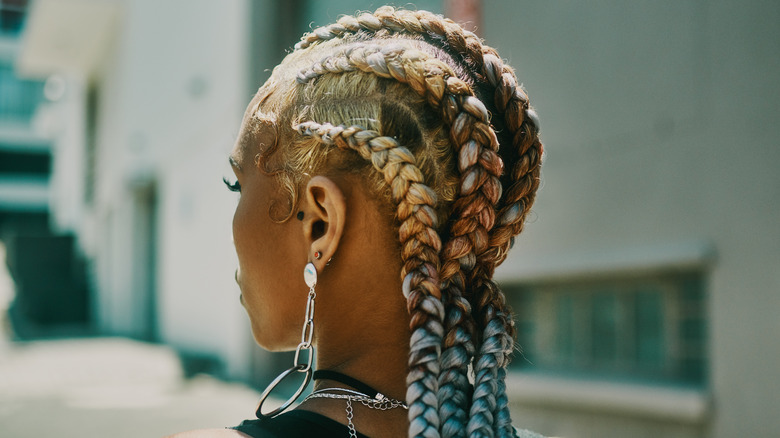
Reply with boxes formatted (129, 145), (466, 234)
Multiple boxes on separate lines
(254, 262), (318, 418)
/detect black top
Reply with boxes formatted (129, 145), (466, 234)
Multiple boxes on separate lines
(232, 409), (369, 438)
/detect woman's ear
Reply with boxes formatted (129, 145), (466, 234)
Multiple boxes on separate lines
(300, 175), (346, 272)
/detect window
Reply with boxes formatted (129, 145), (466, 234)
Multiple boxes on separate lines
(507, 271), (707, 386)
(0, 0), (28, 36)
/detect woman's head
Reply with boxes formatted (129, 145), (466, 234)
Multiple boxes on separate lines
(230, 6), (542, 436)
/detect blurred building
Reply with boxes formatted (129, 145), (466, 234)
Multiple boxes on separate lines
(11, 1), (780, 437)
(487, 3), (780, 438)
(0, 0), (89, 334)
(15, 0), (259, 380)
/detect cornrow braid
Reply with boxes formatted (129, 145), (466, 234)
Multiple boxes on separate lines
(295, 7), (485, 69)
(297, 42), (508, 438)
(480, 53), (543, 270)
(294, 1), (543, 342)
(438, 292), (474, 438)
(495, 367), (514, 438)
(295, 7), (488, 92)
(290, 7), (544, 437)
(471, 53), (542, 435)
(468, 287), (511, 437)
(294, 121), (445, 438)
(294, 6), (542, 294)
(435, 92), (502, 438)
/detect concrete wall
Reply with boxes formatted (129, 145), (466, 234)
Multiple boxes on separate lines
(23, 0), (260, 378)
(485, 1), (780, 437)
(91, 0), (253, 377)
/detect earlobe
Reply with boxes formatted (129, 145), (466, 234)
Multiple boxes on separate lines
(301, 176), (346, 271)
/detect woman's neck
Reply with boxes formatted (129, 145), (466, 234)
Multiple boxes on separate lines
(313, 315), (410, 402)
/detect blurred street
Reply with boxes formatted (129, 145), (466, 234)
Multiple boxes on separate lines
(0, 335), (263, 437)
(0, 246), (264, 438)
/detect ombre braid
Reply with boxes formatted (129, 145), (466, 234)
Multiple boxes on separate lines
(294, 5), (543, 292)
(250, 6), (544, 437)
(297, 42), (510, 438)
(294, 121), (446, 438)
(495, 367), (514, 437)
(294, 9), (543, 437)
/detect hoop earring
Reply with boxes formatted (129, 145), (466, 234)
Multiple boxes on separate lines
(255, 262), (318, 418)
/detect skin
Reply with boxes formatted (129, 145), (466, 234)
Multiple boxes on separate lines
(169, 90), (412, 437)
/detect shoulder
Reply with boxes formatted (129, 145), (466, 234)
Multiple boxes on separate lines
(164, 429), (252, 438)
(515, 428), (549, 438)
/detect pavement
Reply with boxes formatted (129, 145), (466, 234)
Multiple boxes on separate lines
(0, 245), (267, 438)
(0, 336), (265, 438)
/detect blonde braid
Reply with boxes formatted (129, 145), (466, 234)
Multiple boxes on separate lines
(290, 8), (543, 437)
(294, 5), (543, 346)
(294, 7), (487, 86)
(298, 11), (542, 436)
(295, 6), (541, 261)
(472, 50), (542, 438)
(294, 121), (445, 438)
(297, 43), (509, 438)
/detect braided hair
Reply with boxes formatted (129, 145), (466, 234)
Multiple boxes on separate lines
(251, 7), (543, 437)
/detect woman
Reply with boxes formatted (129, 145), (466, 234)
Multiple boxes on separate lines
(174, 6), (543, 438)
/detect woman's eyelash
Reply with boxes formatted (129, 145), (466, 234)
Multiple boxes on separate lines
(223, 177), (241, 192)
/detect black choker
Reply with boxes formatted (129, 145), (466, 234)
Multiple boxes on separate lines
(312, 370), (381, 399)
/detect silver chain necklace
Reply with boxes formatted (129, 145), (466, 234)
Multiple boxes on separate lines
(303, 388), (407, 438)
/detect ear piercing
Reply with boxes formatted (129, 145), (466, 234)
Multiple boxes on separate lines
(314, 251), (322, 260)
(296, 211), (304, 221)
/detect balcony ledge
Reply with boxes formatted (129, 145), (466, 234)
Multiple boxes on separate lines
(506, 372), (711, 425)
(16, 0), (120, 79)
